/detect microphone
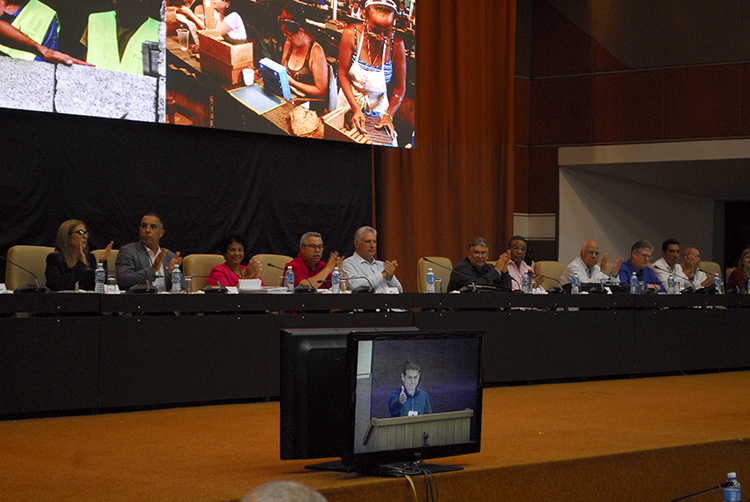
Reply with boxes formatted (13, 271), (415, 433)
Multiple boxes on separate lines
(653, 265), (696, 293)
(344, 274), (375, 293)
(669, 481), (734, 502)
(423, 257), (513, 292)
(187, 274), (228, 294)
(422, 257), (452, 272)
(0, 256), (48, 294)
(530, 271), (562, 291)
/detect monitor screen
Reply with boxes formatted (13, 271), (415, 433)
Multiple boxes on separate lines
(345, 330), (483, 470)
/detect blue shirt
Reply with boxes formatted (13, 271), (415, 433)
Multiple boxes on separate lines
(4, 4), (59, 61)
(618, 260), (664, 291)
(388, 388), (432, 417)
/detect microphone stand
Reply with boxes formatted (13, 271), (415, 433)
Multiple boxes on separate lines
(670, 482), (728, 502)
(653, 264), (696, 292)
(266, 262), (323, 292)
(423, 256), (512, 292)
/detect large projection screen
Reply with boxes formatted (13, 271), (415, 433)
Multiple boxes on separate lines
(0, 0), (416, 148)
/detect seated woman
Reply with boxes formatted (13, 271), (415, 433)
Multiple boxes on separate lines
(208, 235), (263, 288)
(45, 219), (113, 291)
(336, 0), (406, 146)
(195, 0), (247, 42)
(727, 248), (750, 293)
(278, 7), (330, 114)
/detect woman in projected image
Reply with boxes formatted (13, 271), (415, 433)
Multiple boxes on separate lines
(337, 0), (406, 146)
(194, 0), (247, 43)
(277, 6), (330, 114)
(388, 360), (432, 417)
(45, 219), (113, 291)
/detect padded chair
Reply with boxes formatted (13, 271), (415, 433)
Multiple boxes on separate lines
(5, 245), (55, 290)
(534, 260), (565, 291)
(417, 256), (452, 293)
(183, 254), (225, 290)
(250, 254), (294, 288)
(91, 249), (119, 278)
(699, 260), (721, 279)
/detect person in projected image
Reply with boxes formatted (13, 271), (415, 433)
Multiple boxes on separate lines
(81, 0), (161, 75)
(388, 360), (432, 417)
(194, 0), (246, 43)
(336, 0), (406, 145)
(0, 9), (87, 65)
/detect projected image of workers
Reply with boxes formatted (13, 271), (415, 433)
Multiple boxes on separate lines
(81, 0), (161, 75)
(0, 0), (87, 65)
(388, 360), (432, 417)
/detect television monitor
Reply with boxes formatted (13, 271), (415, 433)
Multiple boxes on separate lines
(279, 327), (419, 461)
(343, 330), (483, 476)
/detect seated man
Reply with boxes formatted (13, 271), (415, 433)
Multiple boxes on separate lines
(618, 240), (664, 292)
(116, 212), (183, 291)
(652, 238), (685, 287)
(560, 240), (622, 286)
(342, 226), (402, 293)
(284, 231), (342, 289)
(504, 235), (543, 291)
(681, 247), (715, 290)
(447, 236), (511, 292)
(388, 361), (431, 417)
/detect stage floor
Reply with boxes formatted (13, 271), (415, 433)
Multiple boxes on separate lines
(1, 371), (749, 502)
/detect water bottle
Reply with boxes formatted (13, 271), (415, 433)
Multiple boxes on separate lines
(571, 272), (580, 295)
(285, 266), (295, 292)
(723, 472), (741, 502)
(714, 275), (724, 294)
(425, 268), (435, 293)
(630, 271), (639, 294)
(667, 273), (676, 294)
(331, 267), (341, 294)
(171, 265), (183, 293)
(522, 273), (532, 293)
(94, 263), (105, 293)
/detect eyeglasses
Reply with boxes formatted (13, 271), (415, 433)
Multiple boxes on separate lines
(302, 243), (324, 250)
(70, 229), (89, 236)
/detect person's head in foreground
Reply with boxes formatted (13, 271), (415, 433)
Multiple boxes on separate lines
(240, 481), (327, 502)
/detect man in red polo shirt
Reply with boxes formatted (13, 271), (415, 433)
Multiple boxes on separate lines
(285, 232), (343, 289)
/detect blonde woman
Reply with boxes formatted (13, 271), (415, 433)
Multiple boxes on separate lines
(45, 219), (113, 291)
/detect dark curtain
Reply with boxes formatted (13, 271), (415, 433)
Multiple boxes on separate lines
(0, 109), (372, 281)
(376, 0), (517, 291)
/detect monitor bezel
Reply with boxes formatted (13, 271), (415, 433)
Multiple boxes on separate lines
(342, 329), (484, 469)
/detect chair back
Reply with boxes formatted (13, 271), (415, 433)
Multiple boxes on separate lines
(251, 254), (294, 287)
(699, 261), (721, 279)
(535, 260), (565, 290)
(5, 245), (55, 290)
(91, 249), (119, 278)
(417, 256), (452, 293)
(183, 254), (226, 290)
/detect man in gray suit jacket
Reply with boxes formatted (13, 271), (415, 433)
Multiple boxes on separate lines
(116, 213), (183, 291)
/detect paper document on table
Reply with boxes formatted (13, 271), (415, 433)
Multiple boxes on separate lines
(229, 85), (284, 114)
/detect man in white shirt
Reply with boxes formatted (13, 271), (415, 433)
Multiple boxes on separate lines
(652, 238), (684, 287)
(560, 240), (622, 286)
(342, 226), (402, 293)
(681, 247), (715, 290)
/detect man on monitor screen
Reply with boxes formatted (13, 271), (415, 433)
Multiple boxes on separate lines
(388, 360), (432, 417)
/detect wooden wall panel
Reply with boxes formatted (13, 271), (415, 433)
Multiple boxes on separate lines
(591, 71), (665, 143)
(514, 146), (530, 213)
(528, 147), (559, 214)
(532, 0), (626, 77)
(741, 64), (750, 136)
(531, 76), (593, 145)
(664, 64), (743, 139)
(515, 77), (531, 145)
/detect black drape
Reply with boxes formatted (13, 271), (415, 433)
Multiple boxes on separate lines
(0, 108), (372, 281)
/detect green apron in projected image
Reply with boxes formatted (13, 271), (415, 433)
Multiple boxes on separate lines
(86, 12), (159, 75)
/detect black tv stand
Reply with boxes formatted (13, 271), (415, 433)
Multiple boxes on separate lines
(305, 460), (463, 477)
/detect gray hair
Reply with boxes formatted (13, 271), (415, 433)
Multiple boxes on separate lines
(299, 232), (322, 248)
(468, 236), (489, 249)
(354, 225), (377, 245)
(630, 240), (654, 254)
(240, 481), (327, 502)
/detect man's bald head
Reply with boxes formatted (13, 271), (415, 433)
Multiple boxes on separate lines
(580, 240), (600, 268)
(683, 247), (701, 268)
(240, 481), (327, 502)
